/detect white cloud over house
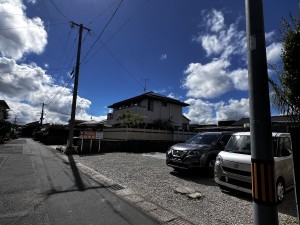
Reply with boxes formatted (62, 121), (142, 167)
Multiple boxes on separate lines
(183, 9), (281, 124)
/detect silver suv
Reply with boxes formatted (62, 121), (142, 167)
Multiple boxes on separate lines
(214, 132), (294, 203)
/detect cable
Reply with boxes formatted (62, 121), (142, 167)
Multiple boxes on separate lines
(104, 44), (144, 88)
(48, 0), (70, 21)
(87, 0), (120, 26)
(81, 0), (124, 64)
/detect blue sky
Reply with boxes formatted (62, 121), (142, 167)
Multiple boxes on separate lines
(0, 0), (298, 125)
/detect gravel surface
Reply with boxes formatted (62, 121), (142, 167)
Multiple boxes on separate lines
(71, 152), (298, 225)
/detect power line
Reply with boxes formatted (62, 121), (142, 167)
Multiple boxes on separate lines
(81, 0), (124, 64)
(87, 0), (120, 26)
(104, 44), (144, 88)
(48, 0), (70, 21)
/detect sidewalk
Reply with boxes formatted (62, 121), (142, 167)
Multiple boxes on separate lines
(0, 138), (160, 225)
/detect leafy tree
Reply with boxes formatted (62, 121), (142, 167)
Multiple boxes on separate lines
(269, 10), (300, 216)
(117, 110), (147, 127)
(152, 118), (173, 130)
(269, 13), (300, 122)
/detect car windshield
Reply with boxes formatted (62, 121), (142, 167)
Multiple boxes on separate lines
(186, 133), (219, 145)
(225, 135), (278, 155)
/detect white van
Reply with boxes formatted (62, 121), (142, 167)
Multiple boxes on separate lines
(214, 132), (294, 203)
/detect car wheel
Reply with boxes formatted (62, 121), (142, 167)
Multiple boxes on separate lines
(276, 179), (285, 204)
(219, 185), (230, 192)
(207, 158), (216, 177)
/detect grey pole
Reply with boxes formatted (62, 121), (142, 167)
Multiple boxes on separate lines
(245, 0), (279, 224)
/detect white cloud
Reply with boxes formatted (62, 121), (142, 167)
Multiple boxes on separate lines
(160, 54), (167, 60)
(184, 98), (217, 125)
(183, 59), (233, 98)
(216, 98), (249, 121)
(266, 42), (282, 63)
(228, 68), (248, 90)
(195, 10), (247, 58)
(0, 0), (47, 60)
(184, 98), (250, 125)
(0, 57), (104, 125)
(204, 9), (225, 32)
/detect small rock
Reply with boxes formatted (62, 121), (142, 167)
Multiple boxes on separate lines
(174, 186), (195, 195)
(187, 192), (203, 199)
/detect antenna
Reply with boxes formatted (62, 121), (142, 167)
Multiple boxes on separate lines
(142, 78), (149, 92)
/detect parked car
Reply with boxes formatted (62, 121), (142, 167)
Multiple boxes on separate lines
(166, 131), (233, 176)
(214, 132), (294, 203)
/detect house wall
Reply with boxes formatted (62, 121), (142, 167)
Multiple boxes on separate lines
(107, 98), (186, 127)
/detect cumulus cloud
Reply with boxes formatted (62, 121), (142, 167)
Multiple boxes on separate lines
(0, 0), (47, 60)
(184, 98), (250, 125)
(0, 57), (100, 124)
(184, 98), (217, 125)
(183, 59), (233, 98)
(266, 42), (282, 63)
(0, 0), (106, 124)
(216, 98), (249, 121)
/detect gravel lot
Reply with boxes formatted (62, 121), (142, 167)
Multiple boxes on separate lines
(71, 152), (298, 225)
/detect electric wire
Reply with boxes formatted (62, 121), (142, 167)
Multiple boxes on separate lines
(48, 0), (70, 21)
(81, 0), (124, 64)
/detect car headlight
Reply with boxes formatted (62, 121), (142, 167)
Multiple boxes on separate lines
(187, 150), (201, 156)
(215, 155), (223, 164)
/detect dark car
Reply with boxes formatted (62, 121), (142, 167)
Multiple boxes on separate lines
(166, 131), (233, 176)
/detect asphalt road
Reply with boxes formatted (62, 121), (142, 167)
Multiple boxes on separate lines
(0, 139), (160, 225)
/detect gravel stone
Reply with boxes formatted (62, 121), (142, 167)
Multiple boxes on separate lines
(71, 152), (298, 225)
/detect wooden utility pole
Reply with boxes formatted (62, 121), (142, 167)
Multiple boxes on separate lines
(65, 22), (90, 154)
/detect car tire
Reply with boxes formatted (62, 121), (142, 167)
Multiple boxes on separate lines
(219, 184), (230, 192)
(276, 179), (285, 204)
(207, 158), (216, 177)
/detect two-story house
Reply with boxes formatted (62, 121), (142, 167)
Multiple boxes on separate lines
(0, 100), (10, 121)
(107, 92), (190, 129)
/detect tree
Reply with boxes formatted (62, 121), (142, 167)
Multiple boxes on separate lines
(117, 110), (147, 128)
(269, 13), (300, 121)
(269, 11), (300, 218)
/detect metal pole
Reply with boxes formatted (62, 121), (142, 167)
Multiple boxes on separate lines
(245, 0), (278, 224)
(66, 23), (83, 154)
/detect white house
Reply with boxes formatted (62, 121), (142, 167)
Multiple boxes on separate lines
(107, 92), (190, 129)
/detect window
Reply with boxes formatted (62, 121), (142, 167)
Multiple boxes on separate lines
(278, 137), (292, 157)
(148, 99), (154, 111)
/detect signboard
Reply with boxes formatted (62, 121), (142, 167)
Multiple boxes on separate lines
(79, 131), (103, 140)
(96, 132), (103, 140)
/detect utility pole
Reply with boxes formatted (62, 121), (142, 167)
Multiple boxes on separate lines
(13, 116), (17, 125)
(245, 0), (278, 224)
(40, 103), (45, 126)
(65, 22), (91, 154)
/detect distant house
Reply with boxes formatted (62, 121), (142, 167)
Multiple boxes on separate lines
(107, 92), (190, 129)
(0, 100), (10, 121)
